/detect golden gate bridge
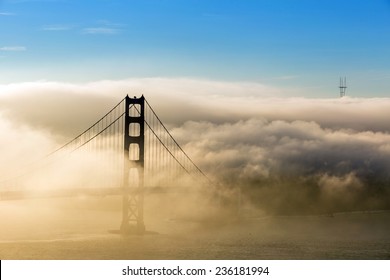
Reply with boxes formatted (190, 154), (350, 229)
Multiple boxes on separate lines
(0, 95), (215, 234)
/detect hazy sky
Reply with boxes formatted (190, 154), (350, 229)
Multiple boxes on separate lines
(1, 0), (390, 97)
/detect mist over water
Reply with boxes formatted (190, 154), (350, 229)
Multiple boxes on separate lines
(1, 78), (390, 259)
(0, 195), (389, 259)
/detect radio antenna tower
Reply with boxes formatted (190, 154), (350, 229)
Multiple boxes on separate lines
(339, 77), (347, 97)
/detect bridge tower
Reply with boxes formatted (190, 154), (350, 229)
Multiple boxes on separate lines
(121, 95), (145, 234)
(339, 77), (347, 97)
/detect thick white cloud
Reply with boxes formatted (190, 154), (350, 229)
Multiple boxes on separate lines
(1, 78), (390, 213)
(0, 115), (57, 181)
(2, 78), (390, 135)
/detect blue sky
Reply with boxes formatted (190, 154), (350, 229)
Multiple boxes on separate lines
(1, 0), (390, 97)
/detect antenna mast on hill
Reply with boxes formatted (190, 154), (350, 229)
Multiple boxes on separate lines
(339, 77), (347, 97)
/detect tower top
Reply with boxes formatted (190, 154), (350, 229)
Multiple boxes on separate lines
(339, 77), (347, 97)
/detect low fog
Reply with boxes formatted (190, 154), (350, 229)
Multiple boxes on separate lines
(1, 78), (390, 217)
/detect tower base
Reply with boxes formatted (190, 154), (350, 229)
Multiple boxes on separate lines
(119, 222), (145, 235)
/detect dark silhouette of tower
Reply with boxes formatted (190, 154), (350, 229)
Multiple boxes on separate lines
(121, 95), (145, 234)
(339, 77), (347, 97)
